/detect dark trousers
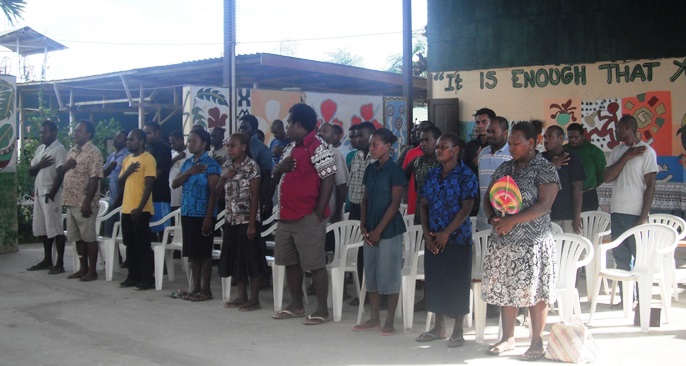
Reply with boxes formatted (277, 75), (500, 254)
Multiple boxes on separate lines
(121, 213), (153, 285)
(581, 189), (600, 212)
(611, 212), (639, 301)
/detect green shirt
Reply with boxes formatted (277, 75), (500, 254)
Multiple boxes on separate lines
(564, 140), (606, 190)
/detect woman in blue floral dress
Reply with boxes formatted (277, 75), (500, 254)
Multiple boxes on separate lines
(481, 121), (560, 360)
(416, 133), (478, 347)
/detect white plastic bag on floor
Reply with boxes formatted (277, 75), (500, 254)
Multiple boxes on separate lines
(544, 317), (599, 363)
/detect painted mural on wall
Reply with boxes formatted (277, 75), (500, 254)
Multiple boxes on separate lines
(0, 75), (17, 253)
(183, 86), (402, 151)
(430, 57), (686, 182)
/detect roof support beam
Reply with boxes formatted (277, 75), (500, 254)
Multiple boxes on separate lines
(53, 84), (63, 109)
(120, 75), (132, 106)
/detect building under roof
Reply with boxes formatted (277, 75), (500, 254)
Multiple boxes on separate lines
(17, 53), (427, 131)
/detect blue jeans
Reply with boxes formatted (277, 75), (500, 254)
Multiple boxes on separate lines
(611, 213), (639, 301)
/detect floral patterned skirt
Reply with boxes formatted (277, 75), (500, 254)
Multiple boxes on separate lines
(481, 237), (557, 307)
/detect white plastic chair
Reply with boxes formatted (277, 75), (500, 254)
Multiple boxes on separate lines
(361, 225), (423, 328)
(69, 200), (110, 272)
(399, 203), (408, 216)
(553, 233), (594, 322)
(150, 209), (183, 291)
(589, 224), (678, 332)
(96, 206), (122, 281)
(579, 211), (611, 302)
(327, 220), (364, 322)
(402, 214), (415, 229)
(649, 213), (686, 302)
(469, 230), (491, 342)
(550, 222), (563, 234)
(399, 225), (425, 330)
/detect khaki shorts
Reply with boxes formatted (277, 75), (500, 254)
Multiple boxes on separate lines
(274, 213), (327, 271)
(65, 206), (98, 243)
(32, 193), (64, 239)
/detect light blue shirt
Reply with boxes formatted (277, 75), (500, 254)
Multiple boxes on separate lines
(104, 148), (129, 204)
(476, 143), (512, 230)
(250, 134), (274, 173)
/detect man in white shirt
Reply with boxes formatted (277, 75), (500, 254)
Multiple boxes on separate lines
(168, 131), (190, 212)
(27, 120), (68, 274)
(603, 115), (658, 304)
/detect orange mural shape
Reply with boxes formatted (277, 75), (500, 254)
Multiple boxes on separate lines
(622, 91), (672, 156)
(250, 89), (304, 142)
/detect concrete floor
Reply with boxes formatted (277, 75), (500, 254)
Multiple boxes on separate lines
(1, 243), (685, 366)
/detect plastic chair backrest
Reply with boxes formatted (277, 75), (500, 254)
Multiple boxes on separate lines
(630, 224), (678, 274)
(649, 213), (686, 240)
(326, 220), (363, 264)
(150, 208), (180, 228)
(402, 225), (424, 270)
(470, 217), (477, 230)
(403, 214), (415, 229)
(551, 222), (563, 234)
(472, 229), (491, 281)
(399, 203), (408, 216)
(580, 211), (611, 246)
(553, 233), (593, 290)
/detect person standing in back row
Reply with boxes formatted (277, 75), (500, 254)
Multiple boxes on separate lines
(144, 121), (172, 240)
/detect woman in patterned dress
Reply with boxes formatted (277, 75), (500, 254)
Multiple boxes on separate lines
(481, 121), (560, 360)
(416, 133), (478, 347)
(217, 133), (268, 311)
(171, 129), (221, 302)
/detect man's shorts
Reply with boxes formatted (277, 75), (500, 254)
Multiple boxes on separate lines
(274, 213), (326, 271)
(65, 206), (98, 243)
(32, 193), (64, 238)
(150, 202), (171, 233)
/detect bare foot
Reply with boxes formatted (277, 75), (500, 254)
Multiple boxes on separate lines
(521, 342), (545, 361)
(379, 327), (395, 336)
(79, 272), (98, 282)
(352, 319), (380, 331)
(67, 269), (87, 279)
(224, 298), (248, 309)
(239, 301), (261, 312)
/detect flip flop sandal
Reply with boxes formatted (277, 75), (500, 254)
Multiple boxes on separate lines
(224, 299), (247, 308)
(521, 350), (545, 361)
(352, 322), (380, 331)
(416, 331), (448, 342)
(189, 293), (213, 302)
(379, 328), (395, 336)
(487, 341), (516, 356)
(447, 337), (465, 348)
(171, 290), (189, 299)
(303, 315), (330, 325)
(272, 309), (306, 319)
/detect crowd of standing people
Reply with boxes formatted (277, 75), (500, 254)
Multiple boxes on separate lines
(25, 102), (657, 360)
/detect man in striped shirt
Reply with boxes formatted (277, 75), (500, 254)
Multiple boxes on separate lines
(476, 116), (512, 231)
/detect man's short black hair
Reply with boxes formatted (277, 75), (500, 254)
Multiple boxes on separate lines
(619, 115), (638, 133)
(475, 108), (496, 120)
(239, 114), (259, 131)
(79, 120), (95, 138)
(493, 116), (509, 132)
(144, 121), (160, 132)
(348, 124), (360, 132)
(357, 121), (376, 135)
(546, 124), (564, 137)
(422, 125), (442, 140)
(42, 120), (57, 133)
(567, 123), (584, 134)
(288, 103), (318, 132)
(169, 130), (184, 140)
(331, 124), (344, 135)
(130, 128), (147, 142)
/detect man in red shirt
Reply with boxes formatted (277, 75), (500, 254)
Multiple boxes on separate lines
(402, 120), (434, 215)
(270, 103), (337, 325)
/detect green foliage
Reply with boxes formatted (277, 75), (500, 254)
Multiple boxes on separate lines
(325, 48), (364, 67)
(0, 0), (25, 26)
(384, 34), (427, 76)
(191, 88), (229, 129)
(15, 113), (121, 243)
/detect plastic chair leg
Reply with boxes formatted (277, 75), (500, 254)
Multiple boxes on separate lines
(357, 274), (367, 325)
(99, 239), (114, 281)
(637, 278), (651, 332)
(331, 268), (343, 322)
(401, 275), (416, 331)
(221, 276), (232, 302)
(272, 264), (285, 312)
(425, 312), (433, 332)
(473, 283), (487, 343)
(153, 245), (165, 290)
(621, 280), (634, 318)
(589, 277), (603, 323)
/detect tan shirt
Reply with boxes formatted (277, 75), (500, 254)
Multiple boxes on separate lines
(62, 141), (104, 207)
